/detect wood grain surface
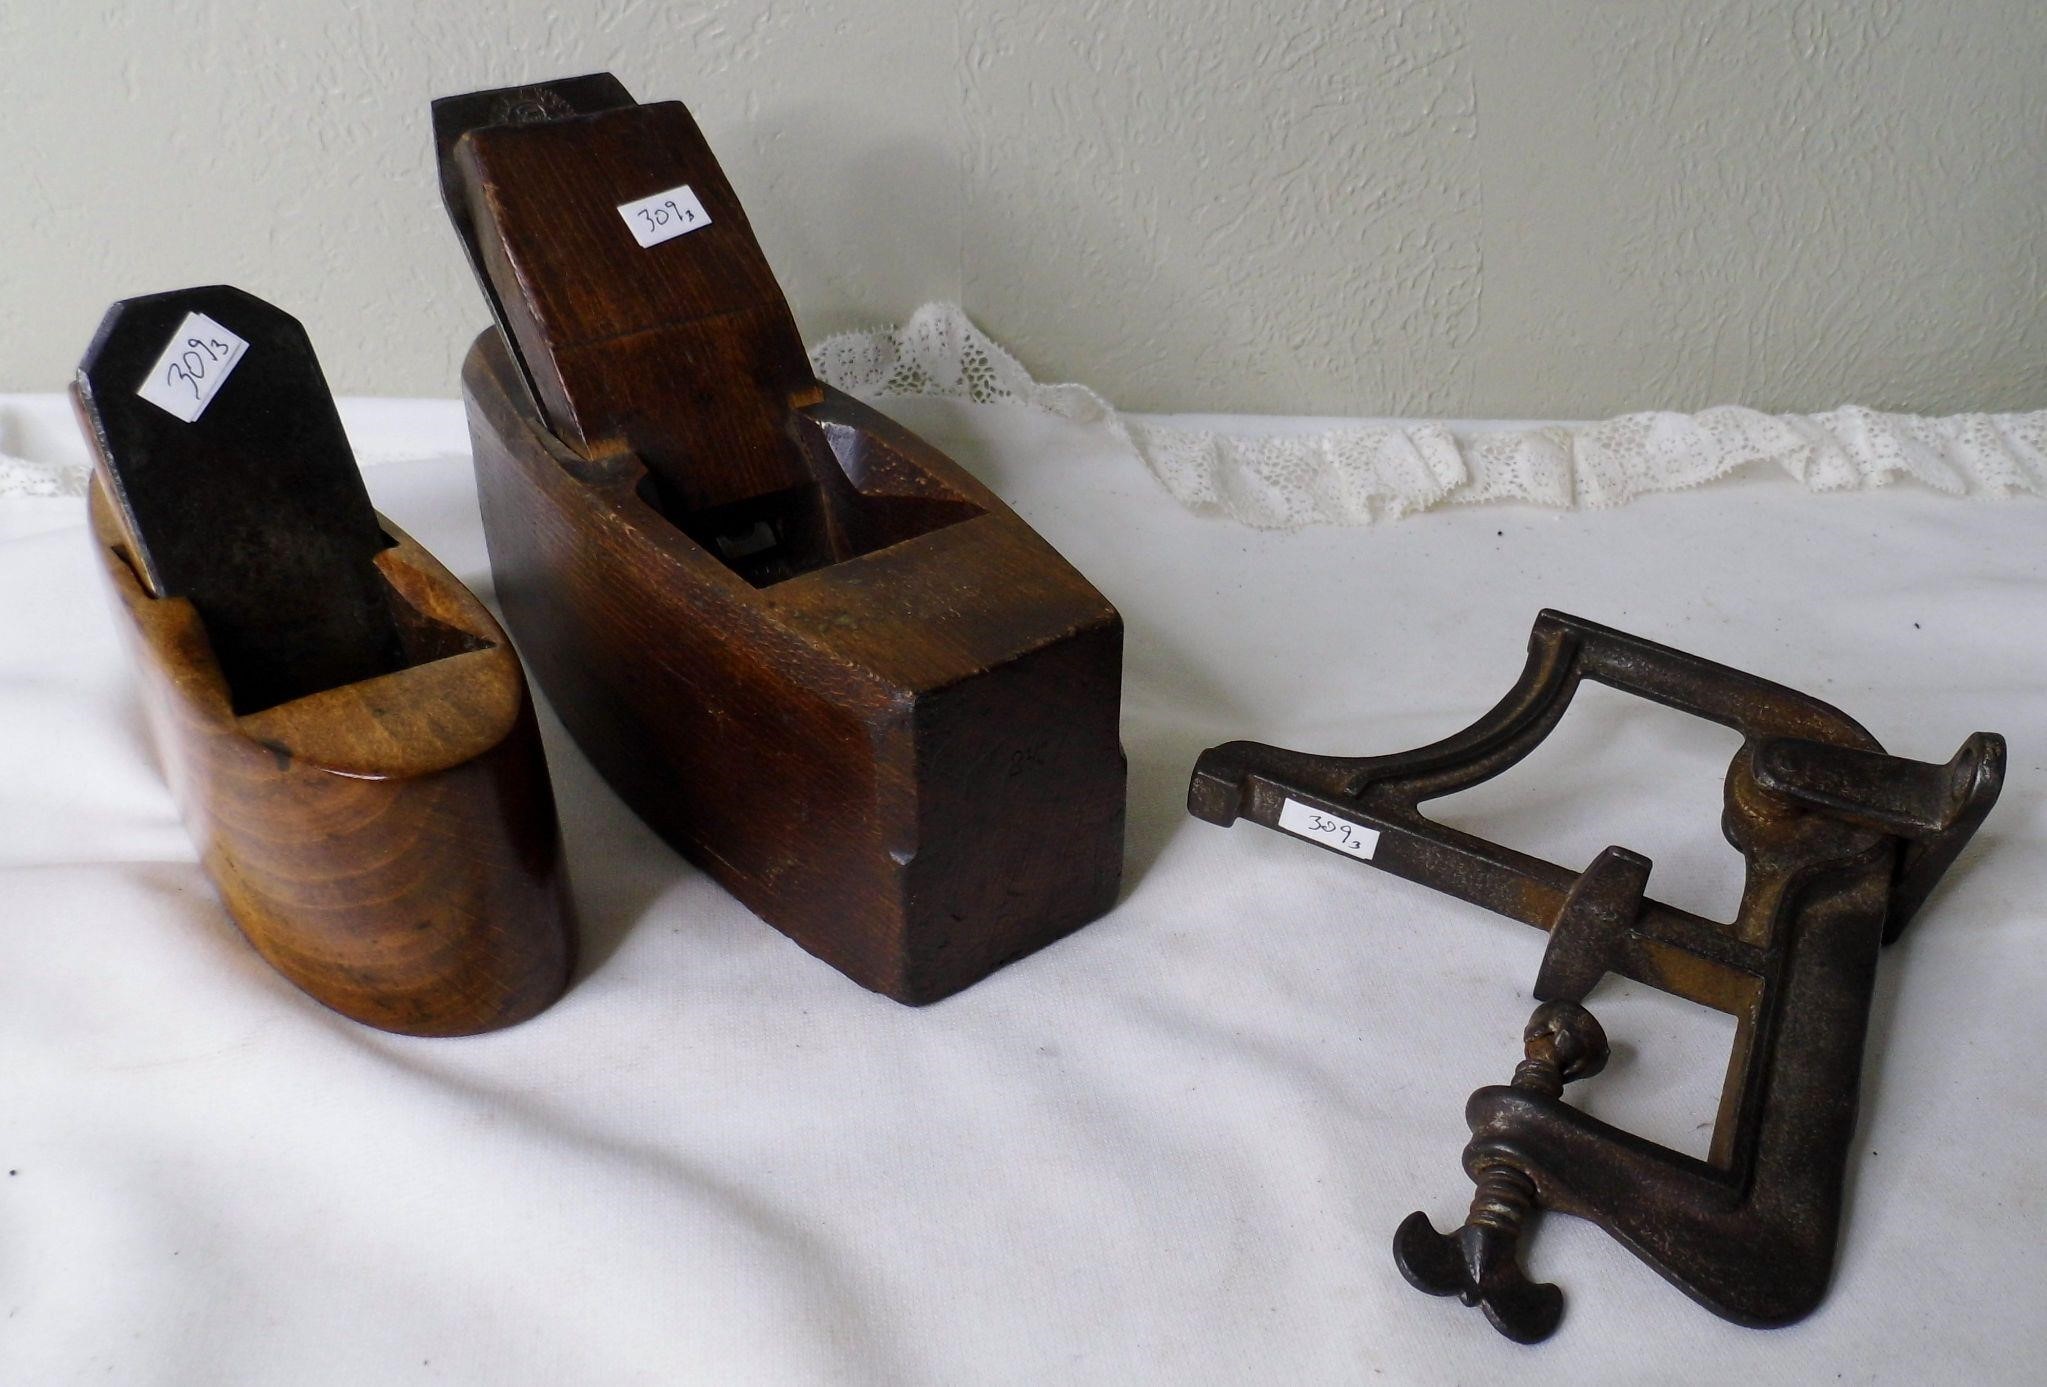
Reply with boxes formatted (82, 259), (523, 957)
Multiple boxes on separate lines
(440, 77), (1125, 1003)
(88, 478), (576, 1035)
(462, 332), (1123, 1002)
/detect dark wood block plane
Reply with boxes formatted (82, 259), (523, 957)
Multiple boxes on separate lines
(76, 286), (575, 1036)
(435, 76), (1125, 1003)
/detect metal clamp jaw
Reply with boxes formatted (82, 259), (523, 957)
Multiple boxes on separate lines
(1188, 610), (2004, 1343)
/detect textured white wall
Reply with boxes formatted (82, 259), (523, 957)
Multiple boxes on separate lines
(3, 0), (2041, 416)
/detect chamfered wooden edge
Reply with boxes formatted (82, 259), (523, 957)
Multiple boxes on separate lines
(87, 474), (578, 1036)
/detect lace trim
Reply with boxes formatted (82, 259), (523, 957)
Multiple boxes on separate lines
(0, 454), (85, 499)
(10, 304), (2042, 527)
(809, 304), (2046, 529)
(0, 397), (90, 498)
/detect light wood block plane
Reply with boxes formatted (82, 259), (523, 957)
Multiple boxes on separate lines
(76, 285), (576, 1035)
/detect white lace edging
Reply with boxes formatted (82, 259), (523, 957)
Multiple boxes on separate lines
(0, 393), (91, 498)
(11, 304), (2042, 526)
(810, 303), (2047, 529)
(0, 454), (86, 499)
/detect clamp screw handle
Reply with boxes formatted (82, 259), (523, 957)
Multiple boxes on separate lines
(1392, 1001), (1608, 1343)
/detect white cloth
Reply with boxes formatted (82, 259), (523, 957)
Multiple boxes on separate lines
(1, 392), (2042, 1384)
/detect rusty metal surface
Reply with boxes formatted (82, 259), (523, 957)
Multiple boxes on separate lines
(1188, 609), (2005, 1343)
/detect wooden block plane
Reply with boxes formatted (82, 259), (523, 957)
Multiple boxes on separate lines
(432, 75), (1126, 1003)
(75, 285), (576, 1036)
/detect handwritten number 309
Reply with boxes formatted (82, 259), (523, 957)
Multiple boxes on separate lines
(1304, 812), (1369, 853)
(636, 199), (696, 234)
(166, 336), (234, 400)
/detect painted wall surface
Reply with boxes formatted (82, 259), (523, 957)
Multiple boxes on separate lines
(2, 1), (2041, 416)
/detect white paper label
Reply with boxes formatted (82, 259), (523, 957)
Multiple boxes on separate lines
(1278, 798), (1380, 860)
(135, 312), (249, 423)
(617, 184), (711, 248)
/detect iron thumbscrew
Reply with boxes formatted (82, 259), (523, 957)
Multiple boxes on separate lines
(1392, 1000), (1609, 1343)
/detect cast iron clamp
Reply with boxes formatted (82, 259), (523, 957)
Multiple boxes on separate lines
(1187, 610), (2003, 1343)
